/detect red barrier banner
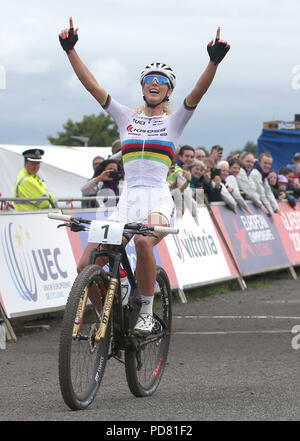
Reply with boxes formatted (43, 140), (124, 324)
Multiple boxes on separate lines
(273, 201), (300, 265)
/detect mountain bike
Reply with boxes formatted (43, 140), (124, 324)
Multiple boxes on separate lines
(48, 213), (178, 411)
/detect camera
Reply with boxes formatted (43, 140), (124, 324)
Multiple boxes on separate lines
(211, 168), (221, 179)
(109, 170), (124, 180)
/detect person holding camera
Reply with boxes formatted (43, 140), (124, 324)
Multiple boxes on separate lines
(80, 159), (124, 208)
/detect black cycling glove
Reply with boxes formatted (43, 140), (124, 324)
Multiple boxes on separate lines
(59, 28), (78, 54)
(207, 38), (230, 65)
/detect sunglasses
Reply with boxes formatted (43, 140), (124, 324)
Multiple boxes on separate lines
(143, 75), (170, 86)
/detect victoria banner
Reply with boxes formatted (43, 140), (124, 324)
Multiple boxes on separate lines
(210, 203), (291, 275)
(162, 207), (236, 289)
(0, 213), (77, 318)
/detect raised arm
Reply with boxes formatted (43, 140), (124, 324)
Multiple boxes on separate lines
(59, 17), (107, 105)
(186, 27), (230, 107)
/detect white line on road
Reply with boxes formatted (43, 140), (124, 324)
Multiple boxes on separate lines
(174, 330), (293, 335)
(174, 315), (300, 320)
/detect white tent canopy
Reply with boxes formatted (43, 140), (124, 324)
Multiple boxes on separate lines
(0, 144), (113, 200)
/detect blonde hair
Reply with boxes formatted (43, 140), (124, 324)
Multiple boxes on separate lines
(191, 159), (206, 170)
(134, 101), (173, 115)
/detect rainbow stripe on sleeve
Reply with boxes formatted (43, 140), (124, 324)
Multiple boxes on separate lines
(184, 97), (197, 111)
(101, 93), (111, 110)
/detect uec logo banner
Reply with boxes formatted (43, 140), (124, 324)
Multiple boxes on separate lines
(0, 213), (77, 318)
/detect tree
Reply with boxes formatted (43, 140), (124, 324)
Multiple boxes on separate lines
(242, 141), (257, 156)
(47, 113), (119, 147)
(196, 146), (209, 156)
(227, 141), (258, 159)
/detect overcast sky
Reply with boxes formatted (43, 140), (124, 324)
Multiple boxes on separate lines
(1, 0), (299, 157)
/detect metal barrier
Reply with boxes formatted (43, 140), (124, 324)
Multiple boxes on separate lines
(0, 196), (58, 209)
(0, 196), (120, 211)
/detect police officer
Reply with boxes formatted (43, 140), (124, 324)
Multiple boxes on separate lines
(14, 149), (55, 210)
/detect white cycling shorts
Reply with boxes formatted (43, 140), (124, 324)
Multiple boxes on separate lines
(109, 183), (176, 227)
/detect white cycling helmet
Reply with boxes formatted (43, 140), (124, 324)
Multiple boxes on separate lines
(140, 62), (176, 89)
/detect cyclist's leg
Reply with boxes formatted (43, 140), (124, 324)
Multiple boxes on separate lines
(133, 212), (168, 334)
(77, 243), (107, 273)
(134, 212), (167, 297)
(77, 237), (130, 312)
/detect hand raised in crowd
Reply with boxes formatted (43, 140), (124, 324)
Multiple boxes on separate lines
(94, 169), (114, 183)
(182, 168), (192, 183)
(204, 168), (211, 183)
(213, 175), (222, 188)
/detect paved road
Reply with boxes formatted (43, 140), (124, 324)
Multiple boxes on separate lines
(1, 277), (300, 421)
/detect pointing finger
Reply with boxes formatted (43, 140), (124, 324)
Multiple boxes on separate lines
(216, 26), (220, 40)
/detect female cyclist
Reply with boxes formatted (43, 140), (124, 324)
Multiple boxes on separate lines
(59, 17), (230, 335)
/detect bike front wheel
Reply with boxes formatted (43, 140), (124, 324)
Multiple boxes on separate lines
(125, 266), (172, 397)
(58, 264), (110, 410)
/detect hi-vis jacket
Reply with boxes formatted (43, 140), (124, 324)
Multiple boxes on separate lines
(13, 169), (55, 210)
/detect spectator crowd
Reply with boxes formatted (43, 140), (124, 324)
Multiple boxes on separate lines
(2, 141), (300, 216)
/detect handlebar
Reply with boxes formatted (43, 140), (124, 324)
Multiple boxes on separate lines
(48, 213), (179, 234)
(48, 213), (72, 221)
(48, 213), (91, 224)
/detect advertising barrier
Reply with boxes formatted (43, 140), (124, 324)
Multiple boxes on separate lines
(273, 201), (300, 266)
(0, 212), (77, 318)
(210, 203), (291, 276)
(1, 199), (300, 321)
(162, 208), (238, 289)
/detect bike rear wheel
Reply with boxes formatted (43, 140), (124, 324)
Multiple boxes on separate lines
(58, 264), (110, 410)
(125, 266), (172, 397)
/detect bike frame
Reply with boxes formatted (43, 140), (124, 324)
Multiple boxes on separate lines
(88, 244), (141, 350)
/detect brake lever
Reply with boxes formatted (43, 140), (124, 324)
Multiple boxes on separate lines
(140, 230), (159, 239)
(138, 225), (159, 239)
(57, 221), (86, 232)
(57, 223), (68, 229)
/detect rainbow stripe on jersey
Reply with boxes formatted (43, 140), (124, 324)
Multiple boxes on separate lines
(122, 139), (176, 168)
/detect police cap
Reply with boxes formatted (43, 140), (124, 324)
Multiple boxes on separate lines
(22, 149), (44, 162)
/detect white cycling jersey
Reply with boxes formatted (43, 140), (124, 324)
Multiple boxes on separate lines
(100, 94), (197, 226)
(101, 94), (197, 188)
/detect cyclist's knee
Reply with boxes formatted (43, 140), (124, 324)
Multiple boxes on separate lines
(77, 243), (99, 273)
(134, 235), (153, 257)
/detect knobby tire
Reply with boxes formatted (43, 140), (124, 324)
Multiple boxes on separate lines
(58, 264), (110, 410)
(125, 266), (172, 397)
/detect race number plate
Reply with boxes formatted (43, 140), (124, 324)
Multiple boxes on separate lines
(88, 220), (125, 245)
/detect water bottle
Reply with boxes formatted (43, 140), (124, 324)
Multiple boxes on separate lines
(120, 268), (129, 306)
